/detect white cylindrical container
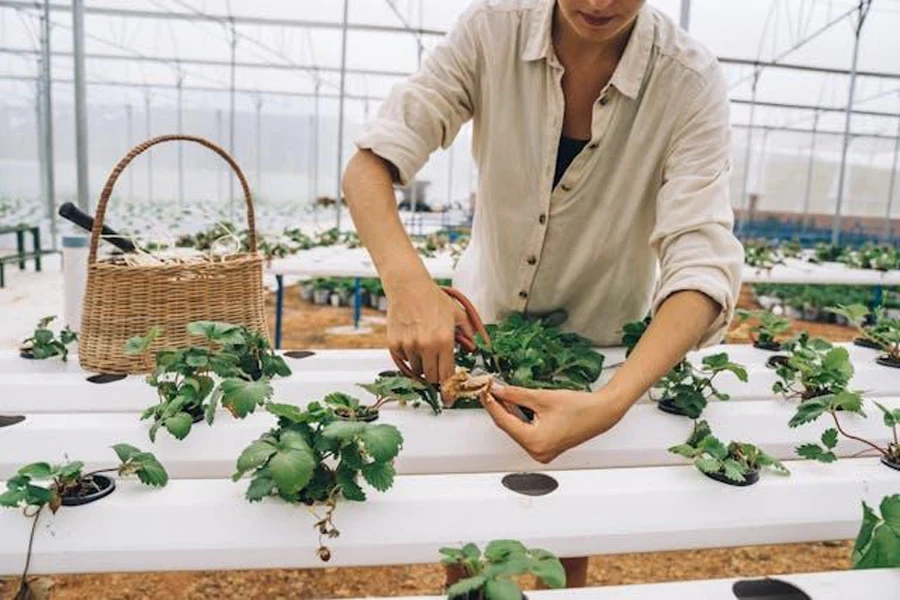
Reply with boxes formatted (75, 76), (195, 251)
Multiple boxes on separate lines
(63, 235), (90, 332)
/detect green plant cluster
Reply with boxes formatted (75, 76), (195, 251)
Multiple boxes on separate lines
(650, 353), (748, 419)
(20, 315), (77, 361)
(458, 312), (604, 391)
(669, 420), (789, 484)
(358, 374), (442, 415)
(753, 283), (899, 313)
(441, 540), (565, 599)
(743, 239), (785, 269)
(736, 309), (792, 349)
(829, 304), (900, 362)
(772, 333), (854, 400)
(853, 494), (900, 569)
(233, 396), (403, 561)
(126, 321), (291, 441)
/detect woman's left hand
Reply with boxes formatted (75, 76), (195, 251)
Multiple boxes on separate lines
(481, 384), (631, 464)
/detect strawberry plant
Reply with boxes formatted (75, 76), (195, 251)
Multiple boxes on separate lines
(736, 309), (792, 351)
(744, 239), (784, 270)
(126, 321), (290, 442)
(789, 391), (900, 469)
(650, 353), (748, 419)
(459, 312), (603, 392)
(233, 397), (403, 561)
(1, 446), (167, 599)
(358, 374), (442, 415)
(828, 304), (900, 368)
(621, 316), (652, 357)
(19, 315), (77, 361)
(669, 420), (789, 486)
(440, 540), (565, 599)
(772, 333), (854, 400)
(852, 494), (900, 569)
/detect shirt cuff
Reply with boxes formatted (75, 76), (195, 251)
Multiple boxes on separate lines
(651, 265), (736, 348)
(354, 119), (432, 186)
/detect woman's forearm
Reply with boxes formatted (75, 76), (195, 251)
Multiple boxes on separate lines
(342, 150), (432, 292)
(602, 290), (721, 410)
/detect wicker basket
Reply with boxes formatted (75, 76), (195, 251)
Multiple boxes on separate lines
(78, 135), (269, 374)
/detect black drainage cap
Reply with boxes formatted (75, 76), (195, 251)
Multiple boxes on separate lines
(732, 578), (811, 600)
(86, 373), (127, 384)
(284, 350), (316, 360)
(0, 415), (25, 428)
(501, 473), (559, 497)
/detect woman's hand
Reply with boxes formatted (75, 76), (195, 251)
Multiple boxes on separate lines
(480, 384), (630, 464)
(386, 277), (476, 384)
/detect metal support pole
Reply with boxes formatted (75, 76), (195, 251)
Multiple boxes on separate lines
(40, 0), (57, 249)
(72, 0), (90, 212)
(831, 1), (872, 245)
(35, 74), (47, 212)
(737, 69), (760, 236)
(335, 0), (350, 231)
(145, 91), (153, 201)
(228, 19), (237, 221)
(255, 96), (262, 196)
(313, 82), (321, 226)
(126, 104), (133, 202)
(177, 68), (184, 208)
(801, 110), (820, 233)
(216, 109), (223, 204)
(680, 0), (691, 31)
(884, 103), (900, 240)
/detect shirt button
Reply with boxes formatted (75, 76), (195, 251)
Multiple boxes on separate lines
(519, 291), (528, 299)
(560, 184), (572, 192)
(538, 214), (547, 225)
(588, 143), (598, 150)
(527, 255), (537, 265)
(599, 96), (609, 106)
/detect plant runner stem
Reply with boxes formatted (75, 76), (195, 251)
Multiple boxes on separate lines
(830, 410), (887, 455)
(19, 505), (43, 595)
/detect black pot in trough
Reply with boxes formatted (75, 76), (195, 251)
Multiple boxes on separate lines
(378, 370), (401, 378)
(334, 409), (379, 423)
(61, 474), (116, 507)
(880, 456), (900, 472)
(86, 373), (128, 384)
(657, 398), (689, 417)
(766, 355), (789, 369)
(876, 355), (900, 369)
(702, 468), (759, 487)
(18, 349), (35, 359)
(0, 415), (26, 428)
(853, 337), (883, 351)
(284, 350), (316, 360)
(501, 473), (559, 497)
(456, 591), (527, 600)
(732, 577), (811, 599)
(753, 340), (782, 352)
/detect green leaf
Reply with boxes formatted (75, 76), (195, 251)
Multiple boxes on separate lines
(111, 443), (141, 463)
(361, 461), (395, 492)
(321, 420), (366, 442)
(722, 459), (748, 483)
(233, 440), (278, 479)
(164, 412), (193, 440)
(853, 497), (900, 569)
(789, 398), (831, 428)
(668, 443), (698, 459)
(131, 452), (169, 487)
(186, 321), (245, 345)
(0, 489), (27, 507)
(219, 379), (272, 418)
(529, 554), (566, 589)
(483, 578), (522, 600)
(340, 445), (365, 470)
(830, 391), (864, 415)
(17, 462), (53, 479)
(265, 402), (310, 424)
(336, 463), (366, 501)
(56, 461), (84, 481)
(695, 457), (722, 474)
(360, 424), (404, 462)
(484, 539), (527, 563)
(245, 474), (275, 502)
(462, 543), (481, 561)
(882, 494), (900, 535)
(874, 402), (900, 428)
(821, 428), (839, 450)
(698, 435), (729, 460)
(124, 326), (161, 355)
(268, 446), (315, 496)
(446, 575), (487, 599)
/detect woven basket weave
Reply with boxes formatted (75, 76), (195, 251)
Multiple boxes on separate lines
(78, 135), (269, 374)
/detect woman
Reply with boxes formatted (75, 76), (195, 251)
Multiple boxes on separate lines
(342, 0), (742, 586)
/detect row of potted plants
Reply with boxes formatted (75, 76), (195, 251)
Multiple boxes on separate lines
(743, 240), (899, 272)
(752, 284), (900, 323)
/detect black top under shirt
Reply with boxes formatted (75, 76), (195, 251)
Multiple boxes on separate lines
(553, 136), (589, 189)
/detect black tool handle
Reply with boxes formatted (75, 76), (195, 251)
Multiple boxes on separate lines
(58, 202), (136, 253)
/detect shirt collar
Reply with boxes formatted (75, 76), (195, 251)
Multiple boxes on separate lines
(521, 1), (655, 100)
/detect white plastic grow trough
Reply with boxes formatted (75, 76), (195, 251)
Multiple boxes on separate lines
(742, 263), (900, 286)
(390, 569), (900, 600)
(0, 458), (892, 575)
(2, 343), (897, 415)
(3, 398), (897, 481)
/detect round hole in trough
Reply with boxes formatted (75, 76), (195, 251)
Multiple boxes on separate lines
(501, 473), (559, 497)
(284, 350), (316, 360)
(61, 474), (116, 507)
(732, 577), (811, 599)
(378, 370), (401, 378)
(86, 373), (127, 384)
(0, 415), (26, 428)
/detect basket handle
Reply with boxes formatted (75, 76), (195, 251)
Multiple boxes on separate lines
(88, 134), (258, 263)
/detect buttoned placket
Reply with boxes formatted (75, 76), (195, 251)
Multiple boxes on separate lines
(553, 84), (615, 198)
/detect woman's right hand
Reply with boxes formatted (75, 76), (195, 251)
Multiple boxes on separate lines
(386, 278), (475, 384)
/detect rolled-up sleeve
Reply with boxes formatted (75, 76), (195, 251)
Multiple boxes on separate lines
(354, 6), (480, 185)
(649, 62), (744, 347)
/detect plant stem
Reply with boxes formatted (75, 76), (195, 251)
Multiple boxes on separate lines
(19, 505), (43, 594)
(83, 467), (118, 478)
(830, 410), (887, 456)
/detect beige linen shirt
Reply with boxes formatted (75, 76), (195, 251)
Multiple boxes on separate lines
(355, 0), (743, 346)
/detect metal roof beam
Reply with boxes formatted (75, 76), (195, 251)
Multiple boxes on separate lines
(732, 123), (897, 140)
(730, 98), (900, 119)
(720, 56), (900, 80)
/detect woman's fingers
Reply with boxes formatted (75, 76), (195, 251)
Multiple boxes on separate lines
(490, 384), (544, 411)
(479, 391), (534, 442)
